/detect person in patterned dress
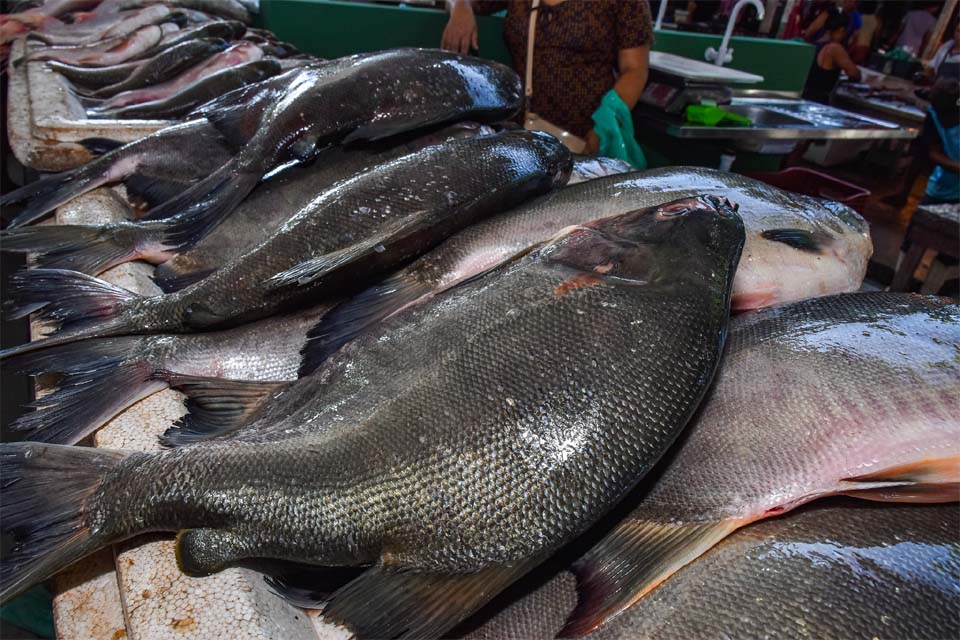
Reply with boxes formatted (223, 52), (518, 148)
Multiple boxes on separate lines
(442, 0), (653, 155)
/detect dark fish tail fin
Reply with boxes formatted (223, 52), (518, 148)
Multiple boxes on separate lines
(158, 376), (285, 448)
(298, 271), (433, 376)
(0, 443), (128, 603)
(124, 175), (196, 211)
(320, 561), (537, 639)
(144, 158), (261, 251)
(0, 156), (115, 227)
(1, 269), (141, 360)
(152, 265), (215, 293)
(4, 337), (166, 445)
(0, 222), (169, 275)
(78, 137), (125, 155)
(558, 518), (740, 637)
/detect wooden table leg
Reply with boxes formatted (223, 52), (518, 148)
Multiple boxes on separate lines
(890, 242), (927, 292)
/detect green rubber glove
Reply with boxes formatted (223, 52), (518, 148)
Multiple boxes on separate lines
(590, 90), (647, 169)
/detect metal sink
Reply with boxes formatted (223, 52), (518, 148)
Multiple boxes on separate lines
(722, 104), (812, 127)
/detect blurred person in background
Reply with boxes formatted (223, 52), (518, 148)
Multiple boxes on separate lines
(920, 79), (959, 205)
(925, 18), (960, 83)
(889, 2), (939, 57)
(441, 0), (652, 155)
(803, 7), (861, 104)
(848, 1), (881, 64)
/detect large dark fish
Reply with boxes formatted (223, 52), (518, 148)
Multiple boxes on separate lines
(0, 118), (235, 227)
(4, 304), (331, 446)
(152, 122), (496, 292)
(136, 48), (524, 245)
(0, 195), (745, 640)
(305, 168), (872, 369)
(464, 503), (960, 640)
(81, 37), (230, 98)
(86, 41), (264, 110)
(559, 292), (960, 636)
(1, 131), (570, 358)
(88, 59), (281, 120)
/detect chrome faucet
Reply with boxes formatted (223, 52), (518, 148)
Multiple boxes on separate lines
(705, 0), (765, 67)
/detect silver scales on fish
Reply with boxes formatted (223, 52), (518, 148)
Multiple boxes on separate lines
(0, 4), (957, 639)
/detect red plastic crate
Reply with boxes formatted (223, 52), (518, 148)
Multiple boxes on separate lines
(747, 167), (871, 213)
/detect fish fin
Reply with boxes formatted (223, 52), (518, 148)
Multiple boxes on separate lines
(0, 269), (140, 360)
(158, 376), (285, 448)
(264, 566), (363, 609)
(197, 91), (269, 149)
(152, 266), (216, 293)
(0, 157), (113, 227)
(0, 443), (127, 603)
(78, 137), (125, 155)
(4, 337), (166, 445)
(759, 229), (832, 254)
(342, 109), (466, 145)
(174, 528), (248, 576)
(124, 174), (196, 211)
(558, 518), (742, 637)
(320, 562), (537, 639)
(840, 456), (960, 503)
(145, 159), (261, 251)
(297, 272), (433, 377)
(0, 223), (165, 276)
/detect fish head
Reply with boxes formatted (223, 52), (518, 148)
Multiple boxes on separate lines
(541, 195), (745, 291)
(523, 131), (574, 188)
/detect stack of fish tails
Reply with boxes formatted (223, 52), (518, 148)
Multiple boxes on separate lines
(0, 4), (957, 638)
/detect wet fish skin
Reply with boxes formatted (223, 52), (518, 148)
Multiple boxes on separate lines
(0, 118), (234, 227)
(0, 196), (744, 639)
(21, 22), (165, 67)
(22, 4), (172, 46)
(309, 167), (871, 365)
(89, 58), (281, 120)
(89, 41), (263, 110)
(138, 48), (525, 232)
(84, 37), (230, 98)
(0, 131), (571, 360)
(561, 292), (960, 635)
(465, 504), (960, 640)
(4, 304), (330, 445)
(568, 156), (633, 184)
(153, 122), (497, 291)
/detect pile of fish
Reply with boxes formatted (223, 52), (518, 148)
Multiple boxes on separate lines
(3, 0), (296, 121)
(0, 6), (957, 639)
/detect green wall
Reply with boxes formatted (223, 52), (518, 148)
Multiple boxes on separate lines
(258, 0), (814, 92)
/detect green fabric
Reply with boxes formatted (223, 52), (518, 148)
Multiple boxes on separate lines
(591, 90), (647, 170)
(0, 586), (55, 639)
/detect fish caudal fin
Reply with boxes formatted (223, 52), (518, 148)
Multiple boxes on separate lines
(158, 376), (285, 448)
(0, 443), (128, 603)
(0, 157), (114, 227)
(0, 223), (169, 276)
(143, 158), (261, 251)
(4, 337), (166, 445)
(840, 456), (960, 503)
(320, 561), (537, 639)
(559, 517), (741, 637)
(1, 269), (140, 360)
(298, 271), (433, 377)
(152, 265), (215, 294)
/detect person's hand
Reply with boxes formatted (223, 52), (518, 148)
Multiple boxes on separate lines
(584, 129), (601, 155)
(442, 1), (479, 54)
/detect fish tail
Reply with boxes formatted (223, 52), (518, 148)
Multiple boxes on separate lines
(0, 222), (170, 276)
(148, 159), (261, 251)
(1, 269), (142, 360)
(0, 442), (128, 603)
(152, 264), (215, 293)
(0, 156), (117, 227)
(4, 337), (167, 445)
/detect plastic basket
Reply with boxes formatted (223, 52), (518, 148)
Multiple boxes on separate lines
(746, 167), (871, 212)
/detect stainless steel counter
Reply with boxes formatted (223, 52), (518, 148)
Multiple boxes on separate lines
(636, 97), (918, 143)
